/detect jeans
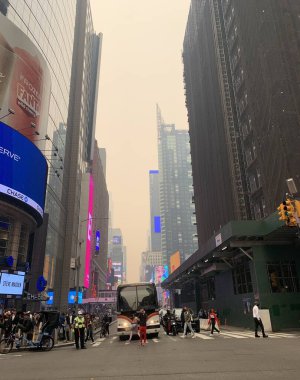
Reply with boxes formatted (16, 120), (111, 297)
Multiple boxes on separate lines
(183, 322), (194, 336)
(210, 319), (220, 334)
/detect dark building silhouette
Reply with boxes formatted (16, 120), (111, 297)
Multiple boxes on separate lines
(183, 0), (300, 245)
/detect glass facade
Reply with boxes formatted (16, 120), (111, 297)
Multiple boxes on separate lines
(3, 0), (76, 287)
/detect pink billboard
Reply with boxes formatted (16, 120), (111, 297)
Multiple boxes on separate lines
(84, 175), (94, 288)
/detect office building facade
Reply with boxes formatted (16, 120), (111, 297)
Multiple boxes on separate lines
(157, 106), (197, 267)
(149, 170), (162, 252)
(183, 0), (300, 246)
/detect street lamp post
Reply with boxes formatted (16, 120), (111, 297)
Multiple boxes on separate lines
(74, 217), (109, 313)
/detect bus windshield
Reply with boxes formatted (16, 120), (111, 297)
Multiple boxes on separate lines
(118, 284), (157, 312)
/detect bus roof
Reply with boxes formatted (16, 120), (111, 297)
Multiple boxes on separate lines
(117, 282), (155, 289)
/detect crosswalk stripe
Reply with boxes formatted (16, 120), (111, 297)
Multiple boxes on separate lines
(168, 337), (177, 342)
(217, 332), (247, 339)
(194, 333), (214, 340)
(153, 338), (159, 343)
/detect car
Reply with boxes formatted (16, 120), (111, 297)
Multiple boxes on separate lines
(172, 308), (200, 333)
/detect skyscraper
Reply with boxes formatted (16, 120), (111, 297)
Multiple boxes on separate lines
(157, 106), (197, 267)
(149, 170), (161, 252)
(183, 0), (300, 246)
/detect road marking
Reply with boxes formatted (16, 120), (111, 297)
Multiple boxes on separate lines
(92, 342), (102, 347)
(194, 333), (213, 340)
(112, 336), (117, 340)
(168, 337), (177, 342)
(218, 332), (247, 339)
(152, 338), (159, 343)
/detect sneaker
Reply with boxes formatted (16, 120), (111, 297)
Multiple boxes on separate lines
(263, 335), (268, 338)
(192, 334), (196, 339)
(255, 335), (260, 338)
(180, 335), (186, 338)
(210, 333), (213, 336)
(125, 341), (130, 345)
(145, 340), (148, 344)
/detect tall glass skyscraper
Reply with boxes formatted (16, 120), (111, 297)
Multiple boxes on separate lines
(149, 170), (161, 252)
(157, 106), (198, 267)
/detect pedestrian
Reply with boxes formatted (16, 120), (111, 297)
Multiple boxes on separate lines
(181, 306), (195, 338)
(73, 310), (86, 349)
(138, 308), (147, 346)
(85, 314), (94, 343)
(125, 315), (139, 344)
(208, 308), (220, 336)
(253, 301), (268, 338)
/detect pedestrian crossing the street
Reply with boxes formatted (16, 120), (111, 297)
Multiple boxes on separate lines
(91, 330), (300, 348)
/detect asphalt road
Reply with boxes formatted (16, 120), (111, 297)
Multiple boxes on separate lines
(1, 325), (300, 380)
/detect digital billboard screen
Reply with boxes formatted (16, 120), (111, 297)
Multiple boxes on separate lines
(0, 121), (48, 220)
(95, 230), (100, 252)
(46, 291), (54, 305)
(68, 290), (83, 304)
(0, 13), (51, 144)
(0, 272), (25, 295)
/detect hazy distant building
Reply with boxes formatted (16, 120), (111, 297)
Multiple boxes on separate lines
(110, 228), (125, 285)
(157, 106), (197, 267)
(183, 0), (300, 245)
(149, 170), (162, 252)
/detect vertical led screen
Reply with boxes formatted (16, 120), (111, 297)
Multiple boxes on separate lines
(170, 251), (181, 273)
(0, 14), (51, 143)
(95, 230), (100, 253)
(84, 175), (94, 288)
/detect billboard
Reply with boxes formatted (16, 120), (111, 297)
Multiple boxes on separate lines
(0, 14), (51, 143)
(170, 251), (181, 274)
(95, 230), (100, 253)
(68, 290), (83, 304)
(84, 175), (94, 288)
(46, 291), (54, 305)
(0, 121), (48, 220)
(0, 271), (25, 295)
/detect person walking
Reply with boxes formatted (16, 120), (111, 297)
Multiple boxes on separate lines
(138, 309), (147, 346)
(181, 306), (195, 338)
(208, 308), (220, 336)
(253, 301), (268, 338)
(85, 314), (94, 343)
(73, 310), (86, 349)
(125, 315), (139, 344)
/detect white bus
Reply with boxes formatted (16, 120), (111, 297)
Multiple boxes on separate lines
(116, 283), (160, 340)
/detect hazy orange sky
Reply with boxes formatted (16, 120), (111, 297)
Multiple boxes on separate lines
(90, 0), (191, 282)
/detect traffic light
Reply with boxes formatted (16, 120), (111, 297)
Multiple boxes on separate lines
(277, 201), (287, 222)
(285, 199), (297, 226)
(295, 200), (300, 218)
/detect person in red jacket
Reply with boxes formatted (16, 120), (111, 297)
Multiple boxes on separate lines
(208, 308), (220, 336)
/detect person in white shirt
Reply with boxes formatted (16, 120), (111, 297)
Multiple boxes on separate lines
(253, 301), (268, 338)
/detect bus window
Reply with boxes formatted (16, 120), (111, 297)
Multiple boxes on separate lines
(137, 285), (157, 310)
(119, 286), (137, 311)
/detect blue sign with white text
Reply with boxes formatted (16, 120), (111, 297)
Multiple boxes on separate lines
(46, 291), (54, 305)
(0, 122), (48, 218)
(95, 230), (100, 252)
(68, 290), (83, 304)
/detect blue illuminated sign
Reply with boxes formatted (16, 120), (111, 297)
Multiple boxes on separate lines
(95, 230), (100, 252)
(0, 122), (48, 219)
(161, 265), (169, 282)
(68, 290), (83, 304)
(149, 170), (159, 174)
(46, 291), (54, 305)
(154, 216), (161, 233)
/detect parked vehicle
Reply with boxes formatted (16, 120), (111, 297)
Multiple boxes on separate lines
(172, 308), (200, 333)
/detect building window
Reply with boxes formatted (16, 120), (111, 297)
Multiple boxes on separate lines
(232, 262), (253, 294)
(17, 225), (28, 266)
(267, 262), (299, 293)
(200, 277), (216, 301)
(0, 216), (11, 257)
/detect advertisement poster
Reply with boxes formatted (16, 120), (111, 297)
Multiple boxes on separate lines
(0, 121), (48, 219)
(170, 251), (181, 273)
(0, 272), (25, 295)
(0, 13), (51, 145)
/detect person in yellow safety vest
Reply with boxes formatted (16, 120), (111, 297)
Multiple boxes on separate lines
(73, 310), (86, 349)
